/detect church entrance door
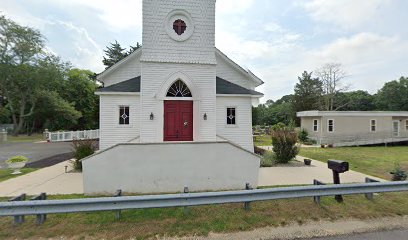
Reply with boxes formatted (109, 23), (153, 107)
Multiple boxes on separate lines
(164, 100), (193, 141)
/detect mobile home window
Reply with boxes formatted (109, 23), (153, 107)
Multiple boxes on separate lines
(119, 106), (130, 125)
(327, 119), (334, 132)
(370, 119), (376, 132)
(227, 107), (236, 125)
(313, 119), (319, 132)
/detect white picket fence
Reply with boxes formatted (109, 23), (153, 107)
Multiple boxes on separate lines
(45, 129), (99, 142)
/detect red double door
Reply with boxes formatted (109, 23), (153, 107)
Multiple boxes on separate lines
(164, 101), (193, 141)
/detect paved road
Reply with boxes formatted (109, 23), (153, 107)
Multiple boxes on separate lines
(308, 229), (408, 240)
(0, 141), (72, 168)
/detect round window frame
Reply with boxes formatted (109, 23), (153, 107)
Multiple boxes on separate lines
(165, 9), (194, 42)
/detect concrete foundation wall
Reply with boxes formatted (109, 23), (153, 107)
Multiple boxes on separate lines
(82, 141), (260, 195)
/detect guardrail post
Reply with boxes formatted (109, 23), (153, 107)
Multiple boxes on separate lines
(313, 180), (325, 204)
(114, 190), (122, 219)
(244, 183), (253, 211)
(183, 187), (189, 215)
(9, 193), (26, 225)
(365, 177), (380, 200)
(31, 193), (47, 224)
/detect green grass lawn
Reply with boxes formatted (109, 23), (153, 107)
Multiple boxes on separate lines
(0, 168), (38, 182)
(300, 146), (408, 180)
(5, 133), (45, 143)
(1, 192), (408, 239)
(254, 134), (272, 146)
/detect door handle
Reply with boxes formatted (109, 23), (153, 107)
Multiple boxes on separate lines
(184, 121), (188, 128)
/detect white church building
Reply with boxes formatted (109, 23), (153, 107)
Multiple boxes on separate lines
(82, 0), (264, 195)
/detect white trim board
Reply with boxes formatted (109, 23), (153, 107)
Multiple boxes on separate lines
(96, 92), (140, 96)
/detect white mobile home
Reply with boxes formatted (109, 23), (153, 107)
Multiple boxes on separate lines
(82, 0), (264, 195)
(297, 111), (408, 146)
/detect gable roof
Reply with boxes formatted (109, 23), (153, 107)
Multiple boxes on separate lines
(215, 48), (264, 86)
(95, 76), (263, 96)
(96, 76), (140, 93)
(216, 77), (263, 96)
(96, 47), (142, 82)
(96, 47), (265, 87)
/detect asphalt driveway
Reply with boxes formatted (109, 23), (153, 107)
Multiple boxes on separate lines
(0, 141), (73, 168)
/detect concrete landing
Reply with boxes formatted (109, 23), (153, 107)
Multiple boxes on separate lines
(0, 160), (83, 197)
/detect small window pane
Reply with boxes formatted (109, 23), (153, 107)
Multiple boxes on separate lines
(313, 120), (318, 132)
(328, 120), (334, 132)
(227, 108), (236, 125)
(119, 106), (130, 125)
(371, 120), (376, 132)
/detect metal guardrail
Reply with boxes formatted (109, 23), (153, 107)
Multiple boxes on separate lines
(1, 181), (408, 219)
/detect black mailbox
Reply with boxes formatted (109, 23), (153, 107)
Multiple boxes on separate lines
(328, 160), (349, 173)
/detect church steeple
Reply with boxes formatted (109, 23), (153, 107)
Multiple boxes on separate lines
(141, 0), (217, 65)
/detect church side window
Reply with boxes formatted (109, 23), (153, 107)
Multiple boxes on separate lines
(227, 108), (236, 125)
(119, 106), (130, 125)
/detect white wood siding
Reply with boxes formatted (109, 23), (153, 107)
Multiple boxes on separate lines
(99, 95), (140, 149)
(102, 54), (141, 87)
(140, 62), (216, 142)
(216, 96), (254, 152)
(215, 54), (255, 90)
(141, 0), (216, 64)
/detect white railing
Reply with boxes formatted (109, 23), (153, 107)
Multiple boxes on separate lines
(45, 129), (99, 142)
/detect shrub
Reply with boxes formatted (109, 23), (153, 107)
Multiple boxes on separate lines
(390, 164), (407, 181)
(71, 139), (97, 171)
(6, 155), (28, 164)
(260, 151), (276, 167)
(271, 122), (286, 131)
(298, 128), (309, 142)
(271, 127), (300, 164)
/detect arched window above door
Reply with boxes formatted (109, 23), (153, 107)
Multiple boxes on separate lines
(166, 80), (192, 97)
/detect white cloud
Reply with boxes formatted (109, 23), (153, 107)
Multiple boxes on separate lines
(257, 32), (408, 101)
(299, 0), (391, 30)
(217, 0), (254, 14)
(52, 0), (143, 30)
(51, 21), (104, 71)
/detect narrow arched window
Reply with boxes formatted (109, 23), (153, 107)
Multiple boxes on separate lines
(166, 80), (192, 97)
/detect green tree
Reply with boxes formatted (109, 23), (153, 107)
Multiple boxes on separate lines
(375, 77), (408, 111)
(102, 40), (126, 68)
(102, 40), (141, 68)
(62, 69), (99, 129)
(293, 71), (323, 112)
(0, 15), (44, 134)
(333, 90), (375, 111)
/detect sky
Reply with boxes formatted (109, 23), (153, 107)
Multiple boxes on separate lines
(2, 0), (408, 102)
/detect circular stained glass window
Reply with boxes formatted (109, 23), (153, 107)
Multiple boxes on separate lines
(173, 19), (187, 35)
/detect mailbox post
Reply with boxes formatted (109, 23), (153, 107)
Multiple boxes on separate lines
(328, 160), (349, 202)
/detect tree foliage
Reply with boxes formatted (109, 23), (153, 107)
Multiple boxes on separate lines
(0, 15), (97, 134)
(293, 71), (323, 112)
(102, 40), (141, 68)
(375, 77), (408, 111)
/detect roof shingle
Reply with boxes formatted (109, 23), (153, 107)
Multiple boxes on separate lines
(96, 76), (263, 96)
